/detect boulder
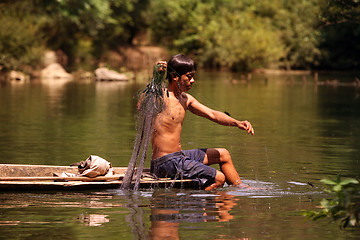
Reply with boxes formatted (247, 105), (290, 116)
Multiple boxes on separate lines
(7, 70), (29, 82)
(40, 63), (73, 80)
(94, 67), (129, 81)
(42, 50), (57, 67)
(42, 50), (68, 67)
(73, 69), (94, 81)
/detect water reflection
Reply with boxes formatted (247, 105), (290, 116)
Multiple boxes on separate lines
(87, 189), (242, 239)
(151, 190), (237, 222)
(148, 190), (238, 239)
(95, 81), (128, 91)
(0, 186), (356, 240)
(122, 192), (148, 239)
(41, 79), (73, 116)
(78, 213), (109, 226)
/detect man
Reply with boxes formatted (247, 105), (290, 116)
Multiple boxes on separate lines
(150, 54), (254, 190)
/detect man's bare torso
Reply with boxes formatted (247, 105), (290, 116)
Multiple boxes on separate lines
(151, 90), (189, 159)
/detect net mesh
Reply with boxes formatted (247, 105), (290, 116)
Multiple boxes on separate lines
(121, 62), (167, 190)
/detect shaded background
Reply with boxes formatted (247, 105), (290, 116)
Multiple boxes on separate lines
(1, 0), (359, 74)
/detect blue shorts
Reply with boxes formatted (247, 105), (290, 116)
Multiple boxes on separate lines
(150, 149), (217, 188)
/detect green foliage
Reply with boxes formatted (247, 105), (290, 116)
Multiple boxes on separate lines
(185, 1), (285, 71)
(39, 0), (144, 68)
(147, 0), (359, 71)
(317, 0), (360, 69)
(0, 1), (45, 72)
(0, 0), (149, 72)
(146, 0), (322, 71)
(270, 0), (322, 69)
(304, 176), (360, 229)
(319, 0), (360, 25)
(0, 0), (359, 72)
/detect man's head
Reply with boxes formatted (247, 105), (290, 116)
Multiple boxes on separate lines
(167, 54), (196, 83)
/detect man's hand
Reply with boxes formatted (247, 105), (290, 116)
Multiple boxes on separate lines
(238, 120), (254, 135)
(156, 61), (167, 73)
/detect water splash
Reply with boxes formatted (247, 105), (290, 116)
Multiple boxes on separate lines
(226, 179), (322, 198)
(121, 62), (167, 191)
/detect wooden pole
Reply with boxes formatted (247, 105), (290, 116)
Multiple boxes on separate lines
(0, 174), (124, 182)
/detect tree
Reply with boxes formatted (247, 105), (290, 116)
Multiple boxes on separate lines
(0, 1), (45, 72)
(263, 0), (322, 69)
(318, 0), (360, 69)
(147, 0), (285, 71)
(0, 0), (151, 72)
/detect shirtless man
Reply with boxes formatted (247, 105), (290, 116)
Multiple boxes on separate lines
(150, 54), (254, 191)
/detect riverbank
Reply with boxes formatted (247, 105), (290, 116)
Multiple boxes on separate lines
(1, 45), (359, 84)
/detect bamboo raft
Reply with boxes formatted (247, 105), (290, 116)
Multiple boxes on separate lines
(0, 164), (199, 191)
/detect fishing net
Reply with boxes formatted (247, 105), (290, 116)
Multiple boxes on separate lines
(121, 62), (167, 190)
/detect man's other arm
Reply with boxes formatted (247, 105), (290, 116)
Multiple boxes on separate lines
(186, 94), (254, 135)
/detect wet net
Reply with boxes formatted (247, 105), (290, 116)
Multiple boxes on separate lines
(121, 62), (167, 190)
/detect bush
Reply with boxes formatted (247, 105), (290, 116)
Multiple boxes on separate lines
(146, 0), (321, 71)
(304, 176), (360, 229)
(0, 2), (45, 72)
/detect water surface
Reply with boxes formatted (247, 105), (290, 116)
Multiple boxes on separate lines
(0, 72), (359, 239)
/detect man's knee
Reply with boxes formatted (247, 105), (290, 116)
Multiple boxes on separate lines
(218, 148), (231, 162)
(204, 148), (232, 165)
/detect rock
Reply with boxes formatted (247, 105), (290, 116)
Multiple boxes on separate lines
(42, 50), (68, 67)
(94, 67), (129, 81)
(40, 63), (73, 80)
(7, 70), (29, 82)
(113, 46), (168, 72)
(73, 69), (94, 81)
(42, 50), (57, 67)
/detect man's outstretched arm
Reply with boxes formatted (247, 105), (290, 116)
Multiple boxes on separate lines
(187, 94), (254, 135)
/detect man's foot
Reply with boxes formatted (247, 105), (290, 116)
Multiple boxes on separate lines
(234, 183), (268, 190)
(234, 183), (252, 189)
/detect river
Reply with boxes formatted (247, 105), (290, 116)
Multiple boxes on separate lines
(0, 71), (359, 239)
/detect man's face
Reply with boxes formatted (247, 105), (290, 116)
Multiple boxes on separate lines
(179, 71), (195, 92)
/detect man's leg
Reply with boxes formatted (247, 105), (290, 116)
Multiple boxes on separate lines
(204, 170), (225, 191)
(203, 148), (243, 186)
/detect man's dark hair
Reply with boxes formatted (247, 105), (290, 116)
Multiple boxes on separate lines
(167, 54), (196, 83)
